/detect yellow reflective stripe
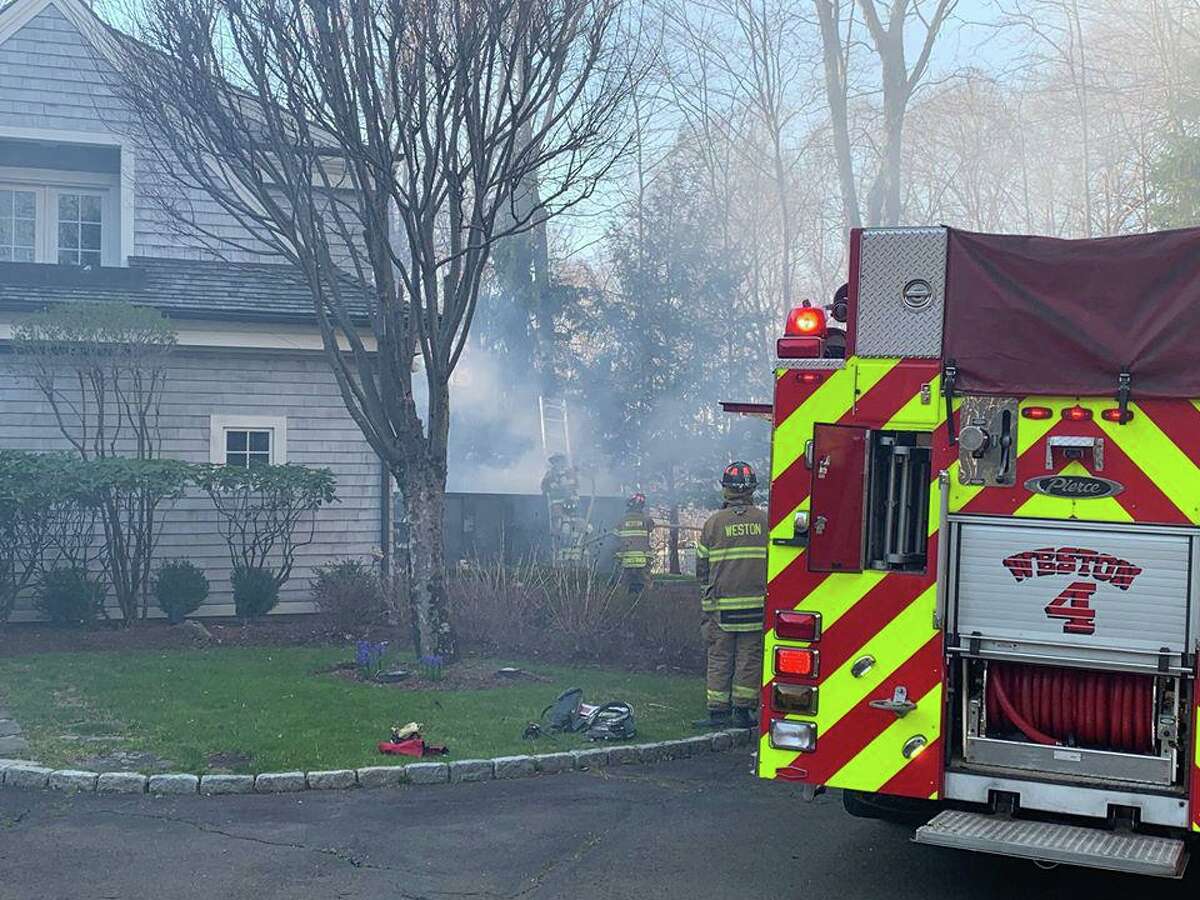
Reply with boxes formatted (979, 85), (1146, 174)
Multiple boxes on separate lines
(771, 365), (871, 478)
(707, 689), (731, 703)
(795, 586), (936, 724)
(713, 595), (764, 609)
(696, 543), (710, 559)
(1098, 402), (1200, 520)
(721, 623), (763, 633)
(732, 685), (759, 699)
(827, 683), (942, 791)
(707, 547), (767, 561)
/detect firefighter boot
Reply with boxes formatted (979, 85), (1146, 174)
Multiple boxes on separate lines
(693, 709), (731, 730)
(732, 707), (756, 730)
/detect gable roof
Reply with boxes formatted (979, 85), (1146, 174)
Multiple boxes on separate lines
(0, 258), (371, 324)
(0, 0), (123, 64)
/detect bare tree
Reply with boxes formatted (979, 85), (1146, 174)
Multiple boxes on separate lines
(814, 0), (958, 226)
(119, 0), (634, 656)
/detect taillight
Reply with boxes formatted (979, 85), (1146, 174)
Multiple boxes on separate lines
(785, 304), (827, 337)
(773, 683), (818, 716)
(775, 647), (819, 678)
(775, 611), (821, 642)
(769, 719), (816, 752)
(1021, 406), (1052, 420)
(797, 371), (825, 384)
(1062, 405), (1092, 422)
(1101, 407), (1133, 422)
(776, 336), (823, 359)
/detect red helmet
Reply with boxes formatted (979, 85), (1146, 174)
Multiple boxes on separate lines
(721, 461), (757, 491)
(627, 492), (646, 509)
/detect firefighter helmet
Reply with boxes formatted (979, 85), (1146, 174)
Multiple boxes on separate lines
(721, 461), (757, 491)
(627, 492), (646, 510)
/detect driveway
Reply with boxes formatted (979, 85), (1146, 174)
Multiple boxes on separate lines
(1, 752), (1196, 899)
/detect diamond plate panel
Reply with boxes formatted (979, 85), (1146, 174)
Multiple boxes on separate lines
(855, 227), (947, 358)
(916, 809), (1187, 877)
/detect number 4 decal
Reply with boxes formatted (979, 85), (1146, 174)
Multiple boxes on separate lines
(1045, 581), (1097, 635)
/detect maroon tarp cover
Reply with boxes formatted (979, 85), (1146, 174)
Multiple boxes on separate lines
(943, 227), (1200, 398)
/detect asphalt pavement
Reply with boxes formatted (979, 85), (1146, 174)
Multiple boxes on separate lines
(1, 752), (1197, 900)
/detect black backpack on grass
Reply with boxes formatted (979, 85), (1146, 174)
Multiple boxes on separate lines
(540, 688), (636, 741)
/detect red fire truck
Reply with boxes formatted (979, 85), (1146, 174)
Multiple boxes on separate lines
(758, 226), (1200, 877)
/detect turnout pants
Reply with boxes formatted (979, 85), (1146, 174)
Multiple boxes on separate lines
(702, 613), (763, 710)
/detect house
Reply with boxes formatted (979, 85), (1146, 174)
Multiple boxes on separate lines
(0, 0), (389, 619)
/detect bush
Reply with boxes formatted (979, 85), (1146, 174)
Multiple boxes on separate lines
(312, 559), (387, 636)
(154, 560), (210, 624)
(34, 567), (106, 626)
(232, 566), (279, 620)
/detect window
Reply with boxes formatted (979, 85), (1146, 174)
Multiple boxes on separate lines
(209, 415), (288, 466)
(0, 189), (36, 261)
(225, 429), (272, 468)
(0, 179), (114, 266)
(56, 192), (103, 267)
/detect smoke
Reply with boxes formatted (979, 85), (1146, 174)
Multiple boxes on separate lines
(443, 344), (618, 495)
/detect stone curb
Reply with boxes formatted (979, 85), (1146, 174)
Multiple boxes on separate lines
(0, 729), (751, 798)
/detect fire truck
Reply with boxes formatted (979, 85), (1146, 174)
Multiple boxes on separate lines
(758, 226), (1200, 878)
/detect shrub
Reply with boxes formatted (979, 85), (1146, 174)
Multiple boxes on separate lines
(232, 566), (280, 620)
(154, 560), (210, 624)
(34, 567), (106, 626)
(312, 559), (386, 636)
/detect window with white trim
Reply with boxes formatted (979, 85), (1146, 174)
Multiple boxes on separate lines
(209, 415), (288, 467)
(0, 188), (36, 261)
(0, 179), (115, 266)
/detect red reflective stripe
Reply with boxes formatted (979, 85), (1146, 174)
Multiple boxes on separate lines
(876, 735), (944, 799)
(768, 459), (811, 531)
(777, 635), (942, 785)
(773, 370), (827, 429)
(1138, 400), (1200, 470)
(843, 361), (940, 427)
(814, 562), (932, 684)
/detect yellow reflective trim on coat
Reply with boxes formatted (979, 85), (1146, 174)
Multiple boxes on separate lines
(707, 547), (767, 562)
(696, 543), (710, 559)
(711, 595), (765, 610)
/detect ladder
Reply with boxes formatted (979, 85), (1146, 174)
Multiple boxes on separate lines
(538, 395), (572, 462)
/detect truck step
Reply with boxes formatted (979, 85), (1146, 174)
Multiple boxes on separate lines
(914, 810), (1188, 878)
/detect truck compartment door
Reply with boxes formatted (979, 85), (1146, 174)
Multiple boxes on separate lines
(808, 424), (868, 572)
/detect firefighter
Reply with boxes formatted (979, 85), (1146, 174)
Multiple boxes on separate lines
(693, 461), (767, 730)
(542, 454), (583, 563)
(615, 492), (654, 595)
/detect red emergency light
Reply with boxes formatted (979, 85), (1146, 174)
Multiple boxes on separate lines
(785, 304), (827, 337)
(775, 647), (819, 679)
(1021, 406), (1053, 420)
(1062, 405), (1093, 422)
(1101, 407), (1133, 422)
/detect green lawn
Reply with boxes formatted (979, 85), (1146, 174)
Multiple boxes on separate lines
(0, 648), (701, 773)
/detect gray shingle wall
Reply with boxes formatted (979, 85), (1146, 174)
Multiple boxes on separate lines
(0, 3), (275, 261)
(0, 346), (385, 620)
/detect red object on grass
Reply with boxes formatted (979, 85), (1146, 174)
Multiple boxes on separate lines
(378, 738), (426, 757)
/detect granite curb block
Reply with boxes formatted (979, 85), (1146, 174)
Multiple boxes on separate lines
(49, 770), (99, 792)
(307, 769), (357, 790)
(201, 774), (255, 796)
(0, 730), (750, 796)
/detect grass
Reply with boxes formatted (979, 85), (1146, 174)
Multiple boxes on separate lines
(0, 647), (702, 774)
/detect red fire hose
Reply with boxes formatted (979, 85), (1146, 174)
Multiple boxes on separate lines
(985, 663), (1154, 754)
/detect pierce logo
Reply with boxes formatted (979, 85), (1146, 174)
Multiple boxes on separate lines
(1002, 546), (1143, 635)
(1024, 475), (1124, 499)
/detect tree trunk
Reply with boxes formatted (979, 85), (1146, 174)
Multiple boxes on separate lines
(666, 464), (680, 575)
(400, 467), (454, 659)
(814, 0), (862, 229)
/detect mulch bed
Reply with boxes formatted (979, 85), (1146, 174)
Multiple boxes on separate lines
(0, 618), (398, 657)
(317, 658), (551, 692)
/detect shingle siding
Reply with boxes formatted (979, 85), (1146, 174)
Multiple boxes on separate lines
(0, 347), (385, 620)
(0, 3), (274, 262)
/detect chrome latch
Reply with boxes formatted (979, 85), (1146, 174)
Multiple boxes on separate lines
(813, 515), (828, 535)
(869, 686), (917, 718)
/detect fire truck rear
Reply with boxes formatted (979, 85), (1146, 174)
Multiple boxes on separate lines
(758, 226), (1200, 878)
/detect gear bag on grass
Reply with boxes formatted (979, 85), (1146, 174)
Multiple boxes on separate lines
(580, 701), (636, 742)
(542, 687), (587, 732)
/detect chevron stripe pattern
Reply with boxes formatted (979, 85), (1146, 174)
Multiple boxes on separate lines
(759, 358), (1200, 820)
